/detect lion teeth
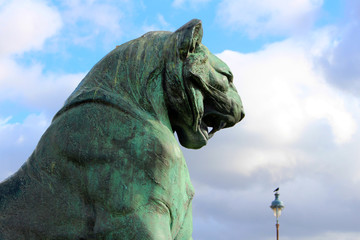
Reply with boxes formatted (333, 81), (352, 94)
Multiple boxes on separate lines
(208, 132), (215, 139)
(219, 121), (226, 130)
(208, 127), (217, 138)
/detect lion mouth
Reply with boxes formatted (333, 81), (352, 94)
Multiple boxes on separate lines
(200, 112), (229, 139)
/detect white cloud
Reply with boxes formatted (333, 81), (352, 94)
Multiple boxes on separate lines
(140, 15), (175, 34)
(0, 113), (50, 180)
(157, 14), (170, 27)
(0, 57), (84, 113)
(172, 0), (185, 7)
(172, 0), (211, 8)
(184, 36), (358, 190)
(217, 0), (323, 37)
(0, 1), (83, 182)
(61, 0), (127, 46)
(183, 28), (360, 239)
(190, 163), (360, 239)
(315, 1), (360, 95)
(218, 38), (357, 146)
(0, 0), (83, 117)
(0, 0), (62, 56)
(277, 231), (360, 240)
(0, 116), (11, 125)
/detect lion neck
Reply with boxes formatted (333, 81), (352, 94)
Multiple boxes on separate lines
(59, 32), (174, 133)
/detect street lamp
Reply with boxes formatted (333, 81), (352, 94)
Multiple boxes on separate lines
(270, 191), (285, 240)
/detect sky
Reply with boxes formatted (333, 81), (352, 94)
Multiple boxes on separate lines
(0, 0), (360, 239)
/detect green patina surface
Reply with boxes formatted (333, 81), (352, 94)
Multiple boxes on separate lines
(0, 19), (244, 240)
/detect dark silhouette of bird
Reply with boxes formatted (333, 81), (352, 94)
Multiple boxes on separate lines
(273, 187), (279, 192)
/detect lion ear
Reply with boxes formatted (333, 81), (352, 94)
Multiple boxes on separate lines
(175, 19), (203, 59)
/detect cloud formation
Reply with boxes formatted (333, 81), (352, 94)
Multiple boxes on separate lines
(220, 39), (357, 145)
(0, 0), (84, 179)
(0, 113), (50, 180)
(186, 36), (359, 189)
(217, 0), (323, 37)
(1, 1), (360, 239)
(316, 0), (360, 95)
(0, 0), (62, 56)
(0, 0), (84, 114)
(0, 57), (84, 113)
(60, 0), (130, 46)
(172, 0), (211, 8)
(184, 32), (360, 239)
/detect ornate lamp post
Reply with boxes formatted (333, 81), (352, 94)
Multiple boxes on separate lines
(270, 190), (285, 240)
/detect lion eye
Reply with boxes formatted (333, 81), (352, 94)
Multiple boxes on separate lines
(217, 70), (233, 84)
(226, 72), (233, 83)
(209, 74), (228, 92)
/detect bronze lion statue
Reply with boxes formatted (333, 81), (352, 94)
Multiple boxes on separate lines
(0, 19), (244, 240)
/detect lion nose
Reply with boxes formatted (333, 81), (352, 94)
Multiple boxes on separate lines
(231, 92), (243, 120)
(225, 100), (244, 128)
(235, 106), (244, 123)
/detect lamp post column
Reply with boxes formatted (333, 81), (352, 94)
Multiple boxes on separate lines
(270, 190), (284, 240)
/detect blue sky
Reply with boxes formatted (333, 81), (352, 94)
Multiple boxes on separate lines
(1, 0), (360, 239)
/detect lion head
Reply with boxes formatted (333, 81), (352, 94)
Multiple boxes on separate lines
(60, 19), (244, 150)
(163, 19), (245, 149)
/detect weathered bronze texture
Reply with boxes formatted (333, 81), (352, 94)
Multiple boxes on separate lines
(0, 19), (244, 239)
